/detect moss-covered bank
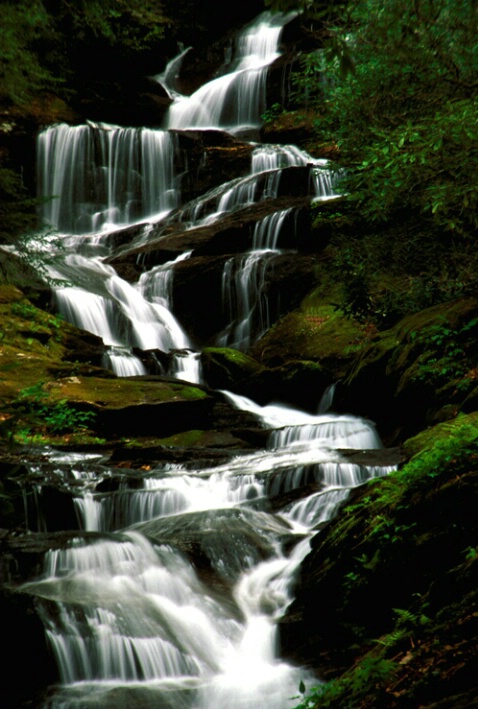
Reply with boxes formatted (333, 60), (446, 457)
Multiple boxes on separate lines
(282, 414), (478, 708)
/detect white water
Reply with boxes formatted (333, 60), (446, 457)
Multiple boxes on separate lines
(23, 404), (394, 709)
(154, 45), (192, 100)
(34, 11), (339, 382)
(18, 12), (388, 708)
(217, 208), (294, 350)
(38, 123), (178, 235)
(166, 11), (297, 132)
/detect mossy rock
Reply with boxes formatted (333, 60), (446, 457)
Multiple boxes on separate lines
(280, 416), (478, 698)
(124, 428), (248, 449)
(201, 346), (265, 391)
(0, 253), (50, 305)
(0, 285), (24, 304)
(401, 411), (478, 460)
(252, 302), (366, 373)
(0, 291), (216, 443)
(245, 359), (332, 410)
(0, 294), (107, 402)
(336, 296), (478, 443)
(42, 376), (213, 438)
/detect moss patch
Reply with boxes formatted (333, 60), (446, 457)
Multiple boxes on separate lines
(253, 300), (367, 374)
(202, 346), (265, 390)
(46, 376), (208, 408)
(401, 411), (478, 459)
(0, 290), (212, 446)
(284, 416), (478, 707)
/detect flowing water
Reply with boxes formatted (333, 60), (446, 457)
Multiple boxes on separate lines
(22, 402), (395, 709)
(165, 11), (297, 132)
(17, 10), (395, 708)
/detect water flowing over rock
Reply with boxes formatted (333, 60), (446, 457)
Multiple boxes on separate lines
(8, 404), (395, 708)
(2, 9), (401, 709)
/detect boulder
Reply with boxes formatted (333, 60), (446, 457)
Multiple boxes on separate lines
(278, 418), (478, 705)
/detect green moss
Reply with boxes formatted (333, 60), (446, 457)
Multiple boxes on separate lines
(255, 301), (366, 370)
(402, 412), (478, 459)
(0, 291), (211, 448)
(14, 431), (107, 446)
(203, 347), (262, 369)
(294, 414), (478, 708)
(141, 430), (206, 448)
(202, 346), (265, 390)
(46, 377), (208, 408)
(0, 296), (81, 402)
(0, 285), (24, 304)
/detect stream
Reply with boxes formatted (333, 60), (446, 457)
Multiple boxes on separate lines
(17, 11), (396, 708)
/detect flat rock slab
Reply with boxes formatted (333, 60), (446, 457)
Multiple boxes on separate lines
(47, 375), (214, 436)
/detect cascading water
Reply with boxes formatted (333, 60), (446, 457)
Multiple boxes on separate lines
(154, 45), (192, 100)
(34, 11), (339, 382)
(166, 11), (297, 132)
(21, 404), (395, 709)
(51, 255), (193, 379)
(38, 123), (179, 235)
(217, 208), (294, 350)
(15, 10), (395, 708)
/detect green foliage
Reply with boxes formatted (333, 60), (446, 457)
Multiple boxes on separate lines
(273, 0), (478, 241)
(349, 99), (478, 234)
(374, 608), (430, 649)
(14, 381), (95, 438)
(49, 0), (167, 53)
(261, 102), (284, 124)
(0, 1), (58, 105)
(385, 420), (478, 497)
(293, 417), (478, 709)
(327, 224), (478, 328)
(0, 0), (167, 107)
(293, 656), (396, 708)
(409, 317), (478, 390)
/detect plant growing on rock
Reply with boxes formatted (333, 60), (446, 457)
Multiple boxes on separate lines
(13, 381), (95, 440)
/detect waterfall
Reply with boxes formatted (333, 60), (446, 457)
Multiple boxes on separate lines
(52, 257), (191, 373)
(153, 45), (192, 99)
(15, 11), (395, 708)
(217, 209), (294, 350)
(136, 252), (203, 383)
(22, 399), (394, 709)
(166, 11), (297, 132)
(37, 123), (178, 234)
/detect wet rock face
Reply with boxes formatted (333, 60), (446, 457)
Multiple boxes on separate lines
(174, 130), (255, 202)
(170, 252), (319, 346)
(278, 444), (478, 701)
(137, 507), (296, 588)
(0, 587), (58, 709)
(334, 296), (478, 444)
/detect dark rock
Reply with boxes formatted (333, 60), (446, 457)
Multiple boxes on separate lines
(60, 327), (106, 367)
(334, 296), (478, 444)
(170, 250), (318, 345)
(0, 252), (51, 306)
(137, 507), (295, 588)
(106, 165), (315, 270)
(279, 461), (478, 682)
(336, 447), (406, 468)
(173, 129), (255, 202)
(0, 588), (58, 709)
(244, 360), (332, 410)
